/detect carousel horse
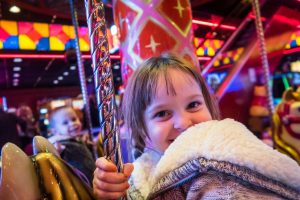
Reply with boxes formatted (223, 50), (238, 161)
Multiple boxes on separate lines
(0, 136), (96, 200)
(273, 87), (300, 165)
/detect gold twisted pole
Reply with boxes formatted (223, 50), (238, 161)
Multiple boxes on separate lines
(251, 0), (275, 115)
(85, 0), (124, 172)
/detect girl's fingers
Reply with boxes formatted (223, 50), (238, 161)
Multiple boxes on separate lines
(95, 157), (118, 172)
(94, 189), (126, 200)
(123, 163), (134, 178)
(93, 177), (130, 192)
(94, 168), (128, 183)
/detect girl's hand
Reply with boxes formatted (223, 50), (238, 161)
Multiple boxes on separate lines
(93, 157), (134, 199)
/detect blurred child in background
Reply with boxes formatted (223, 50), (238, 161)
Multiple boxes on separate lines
(48, 106), (95, 185)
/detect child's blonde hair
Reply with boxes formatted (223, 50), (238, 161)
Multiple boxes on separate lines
(122, 54), (220, 153)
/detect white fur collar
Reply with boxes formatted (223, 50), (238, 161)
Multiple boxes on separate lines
(131, 119), (300, 198)
(131, 149), (162, 198)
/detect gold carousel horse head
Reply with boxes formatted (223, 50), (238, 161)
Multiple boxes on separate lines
(273, 87), (300, 164)
(0, 136), (96, 200)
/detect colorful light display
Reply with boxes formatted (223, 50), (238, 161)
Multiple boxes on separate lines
(194, 37), (224, 57)
(1, 19), (300, 69)
(0, 20), (118, 52)
(212, 47), (244, 67)
(0, 20), (18, 50)
(286, 30), (300, 49)
(18, 22), (49, 50)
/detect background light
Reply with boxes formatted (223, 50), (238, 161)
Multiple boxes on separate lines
(13, 66), (21, 71)
(9, 5), (21, 13)
(13, 58), (22, 63)
(110, 25), (117, 35)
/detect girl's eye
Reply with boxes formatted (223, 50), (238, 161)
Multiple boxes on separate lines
(62, 121), (68, 125)
(154, 110), (170, 119)
(187, 101), (201, 110)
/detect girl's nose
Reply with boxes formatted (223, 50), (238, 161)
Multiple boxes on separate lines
(173, 113), (192, 132)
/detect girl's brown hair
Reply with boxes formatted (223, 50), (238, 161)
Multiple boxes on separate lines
(122, 54), (220, 153)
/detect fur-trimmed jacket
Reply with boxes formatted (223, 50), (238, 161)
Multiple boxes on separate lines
(127, 119), (300, 200)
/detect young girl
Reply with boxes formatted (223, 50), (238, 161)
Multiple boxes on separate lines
(93, 55), (300, 199)
(48, 106), (96, 185)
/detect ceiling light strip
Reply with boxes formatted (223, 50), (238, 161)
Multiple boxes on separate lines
(0, 54), (212, 61)
(192, 19), (237, 30)
(0, 54), (121, 59)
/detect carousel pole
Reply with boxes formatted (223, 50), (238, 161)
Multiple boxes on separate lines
(69, 0), (96, 158)
(84, 0), (124, 172)
(251, 0), (275, 115)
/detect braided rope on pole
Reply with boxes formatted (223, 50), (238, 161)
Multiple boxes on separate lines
(252, 0), (275, 115)
(85, 0), (124, 171)
(69, 0), (96, 158)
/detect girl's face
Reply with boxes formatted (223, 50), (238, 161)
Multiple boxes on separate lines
(52, 108), (82, 137)
(143, 68), (212, 153)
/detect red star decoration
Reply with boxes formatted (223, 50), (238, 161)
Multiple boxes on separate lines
(133, 19), (177, 60)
